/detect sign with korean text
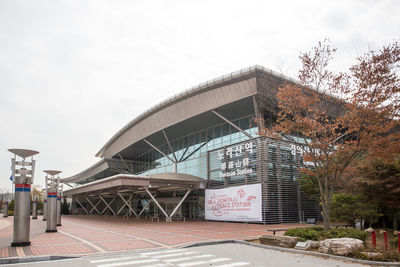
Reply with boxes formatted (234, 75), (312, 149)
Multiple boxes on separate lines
(205, 183), (262, 222)
(218, 141), (255, 178)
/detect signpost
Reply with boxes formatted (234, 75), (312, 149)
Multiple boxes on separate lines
(44, 170), (61, 233)
(8, 148), (39, 247)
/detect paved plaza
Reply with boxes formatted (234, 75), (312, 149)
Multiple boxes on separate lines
(0, 216), (308, 259)
(7, 243), (369, 267)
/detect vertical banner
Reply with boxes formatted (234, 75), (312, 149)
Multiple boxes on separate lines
(205, 183), (262, 222)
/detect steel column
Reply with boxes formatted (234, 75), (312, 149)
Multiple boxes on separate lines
(169, 189), (191, 218)
(137, 199), (153, 217)
(117, 193), (137, 216)
(99, 195), (116, 215)
(144, 188), (170, 221)
(85, 197), (101, 215)
(75, 199), (89, 214)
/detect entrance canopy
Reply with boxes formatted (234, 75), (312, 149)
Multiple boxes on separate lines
(64, 173), (205, 197)
(64, 173), (205, 222)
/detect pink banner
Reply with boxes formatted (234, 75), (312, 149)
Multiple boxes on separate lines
(205, 183), (262, 222)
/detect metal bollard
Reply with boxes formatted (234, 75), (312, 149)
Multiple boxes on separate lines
(3, 201), (8, 218)
(32, 200), (37, 219)
(46, 192), (57, 232)
(12, 183), (32, 246)
(56, 195), (62, 226)
(371, 231), (376, 248)
(43, 199), (47, 221)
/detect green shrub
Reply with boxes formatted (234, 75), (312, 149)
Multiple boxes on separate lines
(284, 227), (367, 242)
(284, 227), (324, 241)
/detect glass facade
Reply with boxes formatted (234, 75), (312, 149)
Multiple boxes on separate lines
(133, 115), (258, 178)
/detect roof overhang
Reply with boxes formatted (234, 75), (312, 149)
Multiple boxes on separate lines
(63, 173), (205, 197)
(96, 65), (296, 159)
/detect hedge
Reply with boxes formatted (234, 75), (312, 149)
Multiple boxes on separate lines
(284, 227), (367, 242)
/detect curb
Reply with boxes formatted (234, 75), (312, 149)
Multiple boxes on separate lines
(182, 239), (400, 266)
(0, 255), (76, 265)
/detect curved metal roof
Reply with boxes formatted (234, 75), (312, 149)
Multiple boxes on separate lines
(63, 65), (298, 183)
(96, 65), (297, 158)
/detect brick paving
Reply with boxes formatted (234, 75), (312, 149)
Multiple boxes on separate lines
(0, 215), (309, 259)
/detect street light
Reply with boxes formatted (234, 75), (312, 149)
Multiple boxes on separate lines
(8, 148), (39, 247)
(44, 170), (61, 232)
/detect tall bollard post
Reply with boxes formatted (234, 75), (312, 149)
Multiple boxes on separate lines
(8, 148), (39, 247)
(44, 170), (61, 233)
(32, 197), (37, 219)
(43, 199), (47, 221)
(384, 231), (388, 250)
(371, 231), (377, 249)
(3, 199), (8, 218)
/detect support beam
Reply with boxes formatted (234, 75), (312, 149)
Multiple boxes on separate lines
(162, 130), (178, 162)
(144, 188), (170, 221)
(75, 199), (89, 214)
(138, 198), (153, 217)
(179, 146), (189, 162)
(212, 110), (253, 139)
(99, 195), (116, 215)
(85, 197), (101, 214)
(117, 192), (137, 216)
(169, 189), (191, 218)
(143, 139), (175, 163)
(118, 154), (133, 174)
(181, 137), (212, 162)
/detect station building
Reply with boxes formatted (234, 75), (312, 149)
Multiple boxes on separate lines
(62, 65), (320, 224)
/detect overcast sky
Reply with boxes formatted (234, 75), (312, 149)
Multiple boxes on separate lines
(0, 0), (399, 192)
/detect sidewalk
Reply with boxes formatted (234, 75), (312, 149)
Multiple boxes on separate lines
(0, 215), (308, 258)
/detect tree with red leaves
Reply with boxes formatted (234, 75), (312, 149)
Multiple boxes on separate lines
(262, 40), (400, 230)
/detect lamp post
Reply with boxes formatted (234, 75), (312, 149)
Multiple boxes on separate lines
(8, 148), (39, 247)
(44, 170), (61, 232)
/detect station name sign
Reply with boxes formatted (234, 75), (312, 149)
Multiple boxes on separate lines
(218, 141), (255, 178)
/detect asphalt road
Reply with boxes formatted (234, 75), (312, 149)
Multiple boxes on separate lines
(4, 243), (369, 267)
